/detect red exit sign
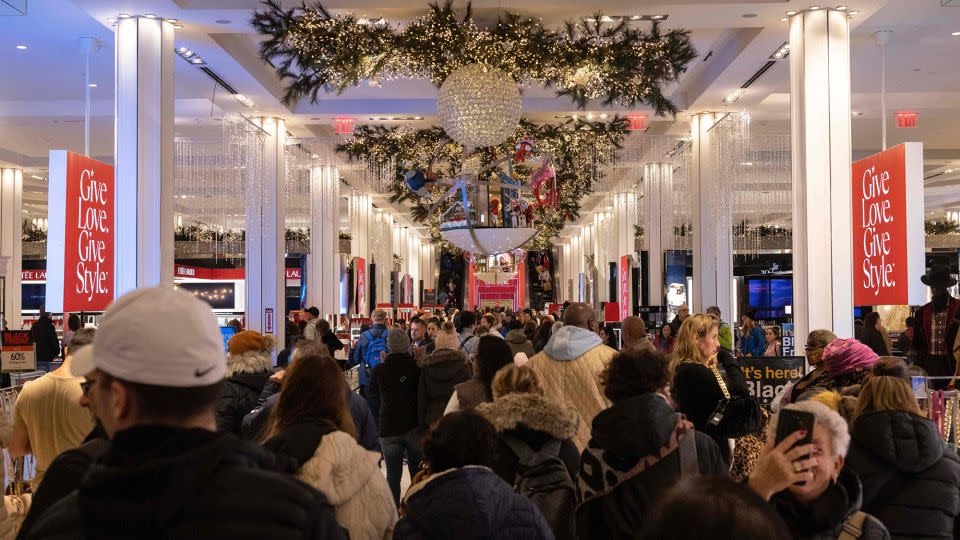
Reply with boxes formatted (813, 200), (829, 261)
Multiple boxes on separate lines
(896, 112), (918, 128)
(627, 113), (647, 131)
(333, 117), (355, 134)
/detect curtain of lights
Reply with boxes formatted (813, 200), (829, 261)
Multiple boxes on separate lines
(733, 133), (792, 255)
(620, 135), (692, 252)
(710, 112), (750, 257)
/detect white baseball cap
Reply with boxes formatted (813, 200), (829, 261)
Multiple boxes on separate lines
(70, 287), (226, 386)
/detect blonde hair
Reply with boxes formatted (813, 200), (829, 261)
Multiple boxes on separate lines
(670, 313), (719, 372)
(809, 390), (842, 412)
(853, 376), (921, 420)
(492, 364), (544, 399)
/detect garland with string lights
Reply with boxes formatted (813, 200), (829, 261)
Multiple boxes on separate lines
(252, 1), (697, 114)
(336, 117), (629, 251)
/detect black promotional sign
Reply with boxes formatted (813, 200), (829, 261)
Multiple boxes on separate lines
(738, 356), (807, 407)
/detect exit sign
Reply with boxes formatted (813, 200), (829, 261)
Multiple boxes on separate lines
(627, 113), (647, 131)
(896, 112), (918, 128)
(333, 117), (355, 134)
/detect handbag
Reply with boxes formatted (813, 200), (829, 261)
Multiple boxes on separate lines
(706, 364), (763, 439)
(0, 456), (31, 540)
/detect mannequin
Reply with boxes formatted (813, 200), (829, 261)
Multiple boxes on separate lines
(913, 264), (960, 389)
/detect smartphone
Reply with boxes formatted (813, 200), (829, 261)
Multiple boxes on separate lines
(775, 409), (815, 485)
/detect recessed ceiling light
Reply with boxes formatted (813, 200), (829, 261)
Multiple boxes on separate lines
(786, 11), (798, 15)
(599, 15), (615, 22)
(630, 15), (641, 20)
(174, 24), (183, 29)
(836, 6), (848, 11)
(600, 113), (608, 118)
(117, 13), (131, 19)
(742, 13), (758, 18)
(852, 111), (863, 117)
(144, 13), (157, 18)
(848, 10), (859, 14)
(650, 15), (666, 20)
(741, 162), (754, 166)
(15, 45), (27, 50)
(165, 18), (178, 23)
(88, 83), (97, 88)
(810, 6), (821, 10)
(953, 32), (960, 36)
(780, 17), (789, 21)
(190, 58), (204, 64)
(215, 19), (231, 24)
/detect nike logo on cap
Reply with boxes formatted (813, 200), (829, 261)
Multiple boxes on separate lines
(195, 365), (216, 377)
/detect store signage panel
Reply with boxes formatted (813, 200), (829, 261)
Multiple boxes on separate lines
(1, 331), (36, 372)
(355, 258), (366, 316)
(851, 143), (925, 306)
(21, 270), (46, 281)
(46, 151), (115, 312)
(619, 255), (630, 321)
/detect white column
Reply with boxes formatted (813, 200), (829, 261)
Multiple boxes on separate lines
(308, 165), (340, 317)
(0, 168), (22, 328)
(114, 16), (174, 296)
(246, 117), (286, 344)
(790, 7), (854, 340)
(691, 112), (733, 316)
(644, 164), (672, 306)
(349, 192), (371, 262)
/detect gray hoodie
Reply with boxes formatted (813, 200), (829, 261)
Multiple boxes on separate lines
(543, 326), (603, 361)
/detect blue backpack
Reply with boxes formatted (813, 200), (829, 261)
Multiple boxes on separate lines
(362, 327), (389, 381)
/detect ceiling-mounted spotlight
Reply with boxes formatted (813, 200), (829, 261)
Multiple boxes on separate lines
(836, 6), (848, 11)
(144, 13), (157, 18)
(722, 89), (745, 104)
(176, 47), (206, 65)
(770, 41), (790, 60)
(233, 94), (255, 108)
(851, 111), (863, 117)
(786, 10), (798, 15)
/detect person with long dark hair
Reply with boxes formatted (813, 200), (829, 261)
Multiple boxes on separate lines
(860, 312), (892, 357)
(263, 342), (396, 539)
(444, 334), (514, 414)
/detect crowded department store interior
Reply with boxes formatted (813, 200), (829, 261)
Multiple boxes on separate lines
(0, 0), (959, 538)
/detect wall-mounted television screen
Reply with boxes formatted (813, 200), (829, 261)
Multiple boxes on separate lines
(175, 282), (236, 310)
(746, 277), (793, 319)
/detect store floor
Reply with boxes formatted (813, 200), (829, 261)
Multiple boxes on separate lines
(379, 457), (412, 496)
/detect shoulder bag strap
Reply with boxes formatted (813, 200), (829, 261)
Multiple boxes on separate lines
(502, 433), (536, 465)
(678, 431), (699, 479)
(838, 511), (868, 540)
(709, 364), (732, 400)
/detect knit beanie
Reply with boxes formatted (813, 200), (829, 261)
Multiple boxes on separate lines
(821, 338), (878, 377)
(227, 330), (276, 356)
(435, 329), (462, 351)
(387, 328), (411, 354)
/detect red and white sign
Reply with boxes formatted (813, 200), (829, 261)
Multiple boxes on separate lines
(264, 308), (274, 334)
(1, 331), (36, 372)
(895, 112), (918, 129)
(619, 255), (631, 321)
(46, 150), (115, 312)
(334, 117), (355, 135)
(21, 270), (46, 281)
(174, 264), (245, 281)
(851, 143), (925, 306)
(626, 113), (647, 131)
(355, 258), (366, 316)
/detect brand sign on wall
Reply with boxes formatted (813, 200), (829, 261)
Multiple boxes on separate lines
(619, 255), (631, 321)
(46, 151), (115, 312)
(851, 143), (925, 306)
(355, 258), (366, 316)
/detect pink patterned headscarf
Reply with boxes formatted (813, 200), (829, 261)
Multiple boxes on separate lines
(821, 338), (879, 377)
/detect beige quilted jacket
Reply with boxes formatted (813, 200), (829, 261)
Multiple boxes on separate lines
(528, 326), (616, 449)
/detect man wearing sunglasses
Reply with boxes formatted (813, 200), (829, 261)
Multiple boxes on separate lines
(771, 329), (838, 411)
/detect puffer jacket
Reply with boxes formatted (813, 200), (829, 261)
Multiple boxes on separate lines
(417, 348), (472, 430)
(476, 392), (581, 486)
(846, 410), (960, 539)
(527, 325), (616, 449)
(771, 466), (890, 540)
(505, 329), (536, 358)
(265, 422), (396, 540)
(395, 466), (553, 540)
(216, 350), (273, 435)
(575, 393), (727, 539)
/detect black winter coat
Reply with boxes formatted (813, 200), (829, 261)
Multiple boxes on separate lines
(575, 393), (727, 539)
(416, 348), (471, 430)
(320, 330), (345, 358)
(846, 410), (960, 539)
(395, 466), (553, 539)
(29, 315), (60, 363)
(216, 371), (270, 435)
(21, 426), (346, 540)
(771, 466), (890, 540)
(370, 352), (420, 437)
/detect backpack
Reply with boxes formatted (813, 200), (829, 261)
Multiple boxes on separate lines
(504, 435), (576, 540)
(459, 334), (476, 351)
(362, 328), (388, 380)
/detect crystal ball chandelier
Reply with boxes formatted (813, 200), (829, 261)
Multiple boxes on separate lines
(437, 64), (522, 149)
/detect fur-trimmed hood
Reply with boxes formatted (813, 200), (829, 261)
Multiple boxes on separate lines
(476, 393), (580, 440)
(225, 350), (273, 378)
(417, 347), (467, 368)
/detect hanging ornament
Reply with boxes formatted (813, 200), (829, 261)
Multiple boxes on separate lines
(437, 64), (522, 149)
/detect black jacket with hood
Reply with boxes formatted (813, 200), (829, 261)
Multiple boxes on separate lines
(20, 425), (346, 540)
(574, 393), (727, 539)
(370, 351), (421, 437)
(216, 349), (273, 435)
(770, 466), (890, 540)
(416, 348), (471, 430)
(846, 410), (960, 539)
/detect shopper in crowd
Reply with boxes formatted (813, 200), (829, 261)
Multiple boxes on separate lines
(505, 320), (535, 359)
(671, 314), (761, 463)
(819, 338), (880, 394)
(456, 311), (480, 356)
(394, 411), (553, 540)
(445, 334), (514, 414)
(764, 326), (783, 357)
(215, 330), (275, 435)
(523, 320), (538, 342)
(276, 336), (305, 370)
(861, 312), (893, 357)
(620, 315), (653, 351)
(669, 304), (690, 337)
(370, 328), (423, 506)
(263, 342), (396, 540)
(810, 356), (911, 423)
(417, 321), (472, 431)
(354, 308), (390, 426)
(599, 324), (619, 350)
(640, 476), (790, 540)
(426, 317), (441, 342)
(22, 287), (346, 540)
(774, 330), (838, 410)
(29, 307), (60, 364)
(500, 310), (515, 337)
(227, 318), (243, 333)
(532, 319), (554, 353)
(753, 401), (890, 540)
(896, 316), (915, 357)
(302, 306), (321, 341)
(845, 367), (960, 539)
(10, 328), (96, 489)
(62, 313), (81, 351)
(409, 317), (434, 358)
(316, 318), (344, 360)
(654, 324), (675, 354)
(577, 346), (727, 539)
(336, 314), (350, 333)
(706, 306), (734, 352)
(479, 313), (496, 334)
(528, 302), (616, 449)
(739, 310), (767, 357)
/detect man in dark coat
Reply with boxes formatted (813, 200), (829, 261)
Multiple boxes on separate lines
(29, 307), (60, 363)
(912, 265), (960, 388)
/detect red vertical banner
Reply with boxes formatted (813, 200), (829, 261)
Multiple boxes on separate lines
(619, 255), (630, 321)
(61, 152), (115, 312)
(468, 260), (477, 311)
(355, 257), (366, 316)
(517, 257), (526, 308)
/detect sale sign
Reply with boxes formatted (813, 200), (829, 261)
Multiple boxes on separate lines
(851, 143), (925, 306)
(46, 151), (115, 312)
(1, 331), (36, 372)
(619, 255), (631, 321)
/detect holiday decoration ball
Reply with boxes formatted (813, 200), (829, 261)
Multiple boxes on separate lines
(437, 64), (522, 149)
